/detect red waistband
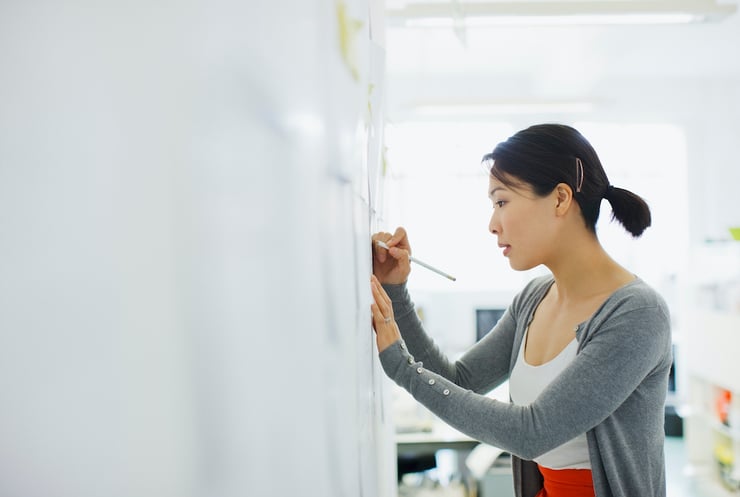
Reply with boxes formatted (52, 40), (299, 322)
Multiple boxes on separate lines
(535, 464), (595, 497)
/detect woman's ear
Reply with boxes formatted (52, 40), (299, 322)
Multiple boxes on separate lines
(554, 183), (573, 214)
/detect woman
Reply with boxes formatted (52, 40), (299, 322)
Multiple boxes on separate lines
(370, 124), (672, 497)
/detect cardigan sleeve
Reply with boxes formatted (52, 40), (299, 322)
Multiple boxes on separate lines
(379, 282), (672, 461)
(382, 282), (517, 394)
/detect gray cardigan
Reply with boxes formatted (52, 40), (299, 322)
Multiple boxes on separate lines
(380, 275), (672, 497)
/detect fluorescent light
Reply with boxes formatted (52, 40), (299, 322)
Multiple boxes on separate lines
(406, 13), (703, 27)
(389, 1), (737, 26)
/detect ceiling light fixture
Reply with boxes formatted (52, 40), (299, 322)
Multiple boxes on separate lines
(388, 0), (737, 26)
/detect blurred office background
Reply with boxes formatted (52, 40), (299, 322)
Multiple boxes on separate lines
(382, 1), (740, 496)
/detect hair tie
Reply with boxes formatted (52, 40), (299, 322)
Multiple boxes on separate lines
(604, 185), (615, 198)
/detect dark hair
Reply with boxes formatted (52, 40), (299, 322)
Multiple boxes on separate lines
(482, 124), (651, 238)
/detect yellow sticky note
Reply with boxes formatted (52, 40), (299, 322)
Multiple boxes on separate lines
(336, 1), (363, 81)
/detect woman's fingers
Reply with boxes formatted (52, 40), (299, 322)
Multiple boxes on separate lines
(374, 276), (393, 308)
(370, 276), (401, 352)
(388, 226), (410, 252)
(386, 244), (410, 267)
(370, 302), (380, 323)
(370, 276), (393, 319)
(384, 226), (411, 265)
(370, 275), (386, 308)
(371, 231), (393, 263)
(371, 228), (411, 285)
(373, 230), (409, 265)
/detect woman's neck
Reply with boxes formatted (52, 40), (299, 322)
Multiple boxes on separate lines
(545, 233), (634, 304)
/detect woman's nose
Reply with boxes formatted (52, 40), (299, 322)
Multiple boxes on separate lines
(489, 212), (499, 234)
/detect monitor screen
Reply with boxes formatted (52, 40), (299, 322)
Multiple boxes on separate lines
(476, 308), (505, 342)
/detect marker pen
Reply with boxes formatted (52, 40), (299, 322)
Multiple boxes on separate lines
(375, 240), (456, 282)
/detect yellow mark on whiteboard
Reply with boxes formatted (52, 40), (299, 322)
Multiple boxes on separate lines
(336, 1), (363, 81)
(367, 83), (375, 118)
(381, 145), (388, 176)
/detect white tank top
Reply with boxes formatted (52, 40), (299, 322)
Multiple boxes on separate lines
(509, 326), (591, 470)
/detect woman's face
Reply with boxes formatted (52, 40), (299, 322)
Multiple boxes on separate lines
(487, 174), (559, 271)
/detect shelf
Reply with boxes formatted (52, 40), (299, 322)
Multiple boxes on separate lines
(696, 411), (740, 441)
(684, 241), (740, 495)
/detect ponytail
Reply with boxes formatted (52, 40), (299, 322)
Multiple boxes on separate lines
(604, 186), (651, 238)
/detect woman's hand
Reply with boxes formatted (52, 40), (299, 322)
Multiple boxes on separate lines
(370, 274), (401, 352)
(371, 226), (411, 284)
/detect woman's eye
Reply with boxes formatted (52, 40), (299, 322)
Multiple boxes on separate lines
(493, 200), (506, 208)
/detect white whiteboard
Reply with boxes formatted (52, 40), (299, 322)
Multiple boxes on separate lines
(0, 1), (395, 496)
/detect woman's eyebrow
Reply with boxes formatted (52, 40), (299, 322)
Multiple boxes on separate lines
(488, 187), (505, 198)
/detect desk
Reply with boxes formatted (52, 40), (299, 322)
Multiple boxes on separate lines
(396, 425), (479, 456)
(396, 423), (480, 496)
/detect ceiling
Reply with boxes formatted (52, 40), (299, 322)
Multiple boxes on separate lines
(383, 0), (740, 121)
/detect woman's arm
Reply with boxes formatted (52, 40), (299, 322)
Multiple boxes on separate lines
(378, 279), (515, 394)
(374, 281), (671, 460)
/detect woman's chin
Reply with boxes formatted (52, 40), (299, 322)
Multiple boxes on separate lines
(508, 258), (537, 272)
